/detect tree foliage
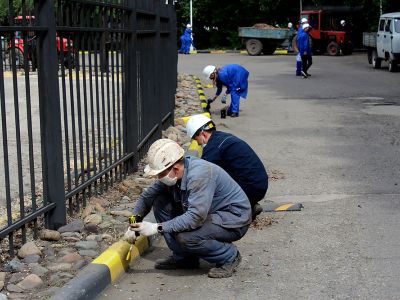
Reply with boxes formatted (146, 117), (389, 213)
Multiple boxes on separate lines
(176, 0), (400, 49)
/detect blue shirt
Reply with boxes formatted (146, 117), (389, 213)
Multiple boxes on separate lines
(202, 131), (268, 200)
(216, 64), (249, 99)
(133, 156), (251, 233)
(297, 30), (311, 55)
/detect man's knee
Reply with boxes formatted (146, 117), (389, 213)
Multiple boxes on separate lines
(176, 231), (202, 250)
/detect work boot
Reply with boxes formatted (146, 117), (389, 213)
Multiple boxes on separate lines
(208, 251), (242, 278)
(301, 70), (308, 78)
(230, 113), (239, 118)
(251, 203), (263, 220)
(154, 256), (199, 270)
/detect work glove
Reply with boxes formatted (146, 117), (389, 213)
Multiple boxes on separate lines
(206, 98), (214, 110)
(130, 221), (158, 236)
(221, 94), (227, 104)
(122, 228), (137, 244)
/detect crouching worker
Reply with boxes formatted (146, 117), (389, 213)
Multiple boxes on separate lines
(127, 138), (251, 278)
(186, 114), (268, 220)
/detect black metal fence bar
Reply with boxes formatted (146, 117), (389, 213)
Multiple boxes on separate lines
(0, 0), (176, 257)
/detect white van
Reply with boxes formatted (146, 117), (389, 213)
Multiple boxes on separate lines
(364, 12), (400, 71)
(376, 12), (400, 71)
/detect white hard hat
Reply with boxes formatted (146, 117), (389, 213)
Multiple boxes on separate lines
(144, 139), (184, 177)
(186, 114), (215, 139)
(186, 24), (192, 28)
(302, 23), (311, 30)
(340, 20), (345, 26)
(301, 17), (308, 24)
(288, 22), (293, 29)
(202, 65), (216, 79)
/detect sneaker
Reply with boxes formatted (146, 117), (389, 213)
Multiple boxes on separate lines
(155, 256), (199, 270)
(301, 71), (308, 78)
(230, 113), (239, 118)
(208, 251), (242, 278)
(305, 72), (311, 77)
(251, 203), (263, 220)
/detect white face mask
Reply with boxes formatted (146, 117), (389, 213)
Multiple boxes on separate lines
(159, 169), (178, 186)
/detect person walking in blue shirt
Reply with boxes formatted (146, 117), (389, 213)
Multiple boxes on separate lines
(126, 139), (251, 278)
(297, 23), (313, 78)
(186, 114), (268, 220)
(179, 24), (193, 54)
(203, 64), (249, 117)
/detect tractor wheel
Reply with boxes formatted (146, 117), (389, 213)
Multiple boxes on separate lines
(327, 42), (339, 56)
(262, 43), (276, 55)
(388, 59), (397, 72)
(245, 39), (263, 56)
(371, 50), (381, 69)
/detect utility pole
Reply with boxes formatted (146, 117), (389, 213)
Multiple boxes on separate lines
(380, 0), (382, 15)
(189, 0), (194, 52)
(300, 0), (302, 13)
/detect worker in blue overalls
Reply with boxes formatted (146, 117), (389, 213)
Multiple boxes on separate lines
(203, 64), (249, 118)
(179, 24), (193, 54)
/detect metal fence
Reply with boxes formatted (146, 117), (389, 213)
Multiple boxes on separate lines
(0, 0), (177, 257)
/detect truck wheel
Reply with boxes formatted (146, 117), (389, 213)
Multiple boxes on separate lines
(327, 42), (339, 56)
(262, 44), (276, 55)
(245, 39), (263, 56)
(367, 49), (372, 64)
(371, 50), (381, 69)
(291, 34), (298, 53)
(388, 59), (397, 72)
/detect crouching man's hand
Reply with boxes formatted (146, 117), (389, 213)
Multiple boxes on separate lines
(130, 221), (158, 236)
(123, 228), (137, 244)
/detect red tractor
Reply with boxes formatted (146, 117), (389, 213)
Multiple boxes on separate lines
(293, 10), (353, 56)
(7, 16), (74, 69)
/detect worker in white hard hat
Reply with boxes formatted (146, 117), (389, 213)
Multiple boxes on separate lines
(297, 23), (313, 78)
(126, 138), (251, 278)
(179, 23), (193, 54)
(202, 64), (249, 117)
(186, 114), (268, 220)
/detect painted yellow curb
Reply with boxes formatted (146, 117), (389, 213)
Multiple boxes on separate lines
(275, 204), (294, 211)
(92, 236), (148, 282)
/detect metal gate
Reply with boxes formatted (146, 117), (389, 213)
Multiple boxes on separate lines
(0, 0), (177, 257)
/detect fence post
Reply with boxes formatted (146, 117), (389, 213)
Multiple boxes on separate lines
(36, 0), (66, 229)
(123, 0), (138, 171)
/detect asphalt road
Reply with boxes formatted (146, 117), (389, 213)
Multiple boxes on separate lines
(98, 53), (400, 300)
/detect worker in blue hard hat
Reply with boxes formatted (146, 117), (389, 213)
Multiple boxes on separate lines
(203, 64), (249, 118)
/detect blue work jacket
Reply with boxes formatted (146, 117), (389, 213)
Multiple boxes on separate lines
(202, 131), (268, 200)
(216, 64), (249, 99)
(297, 30), (311, 55)
(133, 156), (251, 233)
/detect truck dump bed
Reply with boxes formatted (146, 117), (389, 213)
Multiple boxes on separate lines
(238, 27), (292, 40)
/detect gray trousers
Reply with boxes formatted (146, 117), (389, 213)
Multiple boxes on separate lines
(153, 194), (249, 265)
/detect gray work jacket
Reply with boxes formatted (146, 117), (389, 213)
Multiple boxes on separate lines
(133, 156), (251, 233)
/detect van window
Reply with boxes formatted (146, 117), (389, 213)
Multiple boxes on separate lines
(379, 19), (385, 31)
(385, 19), (392, 32)
(394, 19), (400, 33)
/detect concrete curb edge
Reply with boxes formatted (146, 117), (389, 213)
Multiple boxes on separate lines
(50, 235), (157, 300)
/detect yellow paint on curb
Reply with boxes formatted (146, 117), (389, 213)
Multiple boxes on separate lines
(92, 236), (149, 283)
(92, 240), (130, 282)
(275, 204), (294, 211)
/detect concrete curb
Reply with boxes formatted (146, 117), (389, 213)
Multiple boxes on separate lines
(50, 235), (155, 300)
